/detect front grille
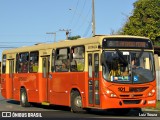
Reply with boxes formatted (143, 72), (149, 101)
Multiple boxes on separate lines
(123, 100), (141, 104)
(129, 87), (148, 92)
(133, 94), (143, 97)
(120, 95), (130, 97)
(120, 94), (143, 98)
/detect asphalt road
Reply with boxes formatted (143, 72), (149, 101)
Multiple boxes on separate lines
(0, 90), (159, 120)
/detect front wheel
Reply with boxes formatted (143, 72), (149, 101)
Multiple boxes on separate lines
(71, 91), (84, 113)
(20, 88), (31, 107)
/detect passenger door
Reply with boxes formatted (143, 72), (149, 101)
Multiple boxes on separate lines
(9, 59), (14, 99)
(42, 56), (50, 102)
(88, 52), (100, 107)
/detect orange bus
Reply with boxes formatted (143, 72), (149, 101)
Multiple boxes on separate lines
(1, 35), (156, 114)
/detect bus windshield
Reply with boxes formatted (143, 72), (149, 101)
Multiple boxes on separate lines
(102, 50), (155, 84)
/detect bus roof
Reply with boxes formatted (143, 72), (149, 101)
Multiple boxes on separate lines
(2, 35), (150, 54)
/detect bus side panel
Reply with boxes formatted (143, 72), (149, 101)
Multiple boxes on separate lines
(26, 73), (39, 102)
(0, 71), (1, 84)
(39, 73), (47, 102)
(1, 74), (7, 99)
(6, 74), (13, 99)
(49, 72), (86, 106)
(13, 73), (39, 102)
(70, 72), (87, 107)
(77, 72), (88, 107)
(1, 74), (13, 99)
(49, 72), (71, 106)
(12, 73), (20, 101)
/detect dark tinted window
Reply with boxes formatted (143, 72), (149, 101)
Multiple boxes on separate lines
(2, 54), (6, 73)
(29, 51), (39, 73)
(17, 52), (29, 73)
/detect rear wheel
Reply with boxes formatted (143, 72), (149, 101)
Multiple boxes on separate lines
(20, 88), (31, 107)
(71, 91), (83, 113)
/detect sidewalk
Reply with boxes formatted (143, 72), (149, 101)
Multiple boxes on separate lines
(142, 108), (160, 112)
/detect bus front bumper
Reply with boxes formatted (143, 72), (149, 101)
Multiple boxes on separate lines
(101, 95), (156, 109)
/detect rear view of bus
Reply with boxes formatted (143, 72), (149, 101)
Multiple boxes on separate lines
(100, 36), (156, 113)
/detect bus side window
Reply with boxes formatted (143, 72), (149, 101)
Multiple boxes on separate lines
(55, 48), (70, 72)
(94, 53), (99, 78)
(16, 53), (24, 73)
(2, 54), (6, 74)
(29, 51), (39, 73)
(16, 54), (19, 73)
(71, 46), (85, 72)
(51, 49), (55, 72)
(18, 52), (29, 73)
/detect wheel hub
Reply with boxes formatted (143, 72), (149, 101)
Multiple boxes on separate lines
(21, 93), (26, 103)
(75, 96), (82, 108)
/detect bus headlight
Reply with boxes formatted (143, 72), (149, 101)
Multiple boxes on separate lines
(106, 89), (117, 98)
(148, 88), (156, 97)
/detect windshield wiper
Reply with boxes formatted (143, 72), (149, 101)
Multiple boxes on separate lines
(115, 49), (128, 66)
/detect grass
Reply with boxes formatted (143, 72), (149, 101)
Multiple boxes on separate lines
(155, 100), (160, 110)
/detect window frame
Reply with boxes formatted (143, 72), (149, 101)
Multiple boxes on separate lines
(70, 45), (85, 72)
(2, 54), (6, 74)
(51, 49), (55, 72)
(29, 51), (39, 73)
(55, 47), (70, 72)
(17, 52), (29, 73)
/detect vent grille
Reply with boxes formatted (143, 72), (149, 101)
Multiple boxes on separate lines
(120, 94), (143, 98)
(129, 87), (148, 92)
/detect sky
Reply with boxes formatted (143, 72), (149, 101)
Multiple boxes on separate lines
(0, 0), (137, 59)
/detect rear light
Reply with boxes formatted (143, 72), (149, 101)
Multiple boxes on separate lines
(148, 88), (156, 97)
(106, 89), (117, 98)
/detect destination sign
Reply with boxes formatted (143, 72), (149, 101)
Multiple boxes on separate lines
(102, 38), (153, 49)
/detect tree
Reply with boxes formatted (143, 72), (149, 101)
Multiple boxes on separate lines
(121, 0), (160, 43)
(68, 35), (81, 40)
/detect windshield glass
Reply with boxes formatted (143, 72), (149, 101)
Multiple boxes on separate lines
(102, 50), (155, 84)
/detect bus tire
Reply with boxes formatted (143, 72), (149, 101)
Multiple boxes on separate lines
(71, 91), (83, 113)
(20, 88), (31, 107)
